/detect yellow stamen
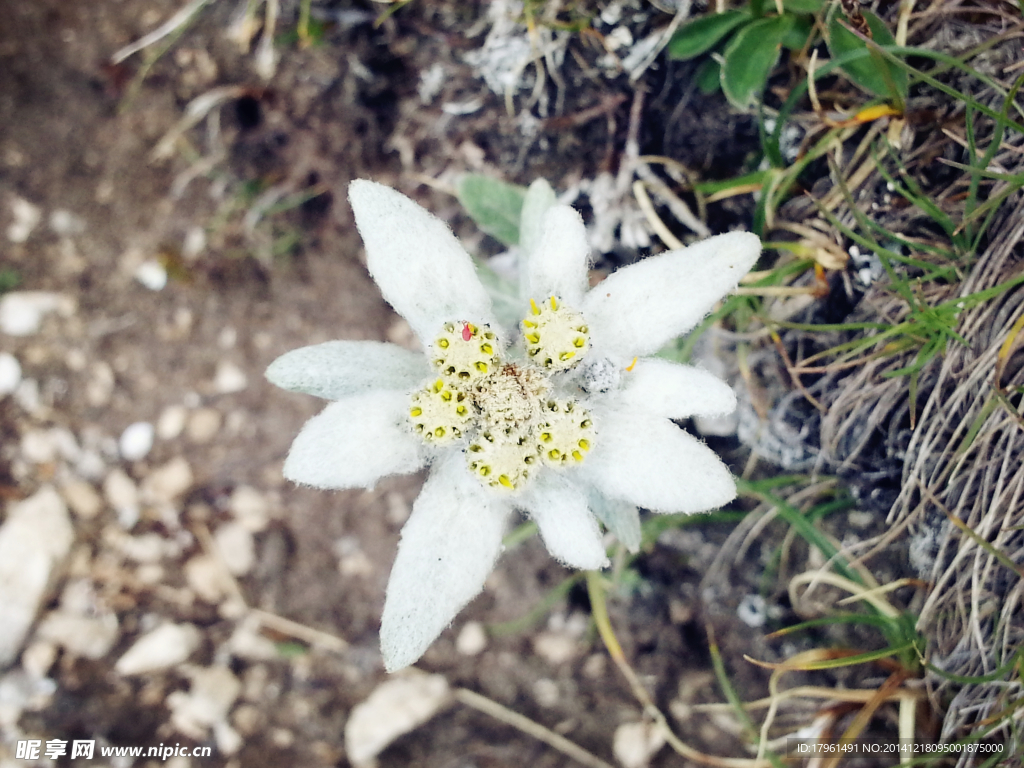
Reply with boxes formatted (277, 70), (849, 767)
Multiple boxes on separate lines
(625, 356), (638, 372)
(549, 296), (558, 310)
(498, 474), (514, 489)
(530, 298), (541, 316)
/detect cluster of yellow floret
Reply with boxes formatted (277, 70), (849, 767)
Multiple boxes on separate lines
(408, 297), (593, 491)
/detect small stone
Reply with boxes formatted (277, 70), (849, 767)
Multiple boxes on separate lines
(0, 352), (21, 396)
(184, 555), (231, 604)
(228, 619), (278, 661)
(85, 361), (115, 408)
(0, 487), (75, 666)
(157, 404), (188, 440)
(186, 408), (221, 444)
(737, 594), (767, 628)
(119, 422), (155, 461)
(48, 209), (86, 236)
(37, 611), (119, 659)
(214, 522), (255, 577)
(6, 197), (41, 243)
(21, 641), (57, 677)
(214, 721), (243, 756)
(135, 259), (168, 291)
(334, 536), (372, 577)
(167, 665), (242, 740)
(532, 632), (578, 665)
(613, 721), (666, 768)
(140, 457), (193, 503)
(115, 532), (169, 563)
(0, 291), (73, 336)
(344, 672), (452, 765)
(61, 480), (103, 519)
(14, 377), (40, 414)
(21, 429), (59, 464)
(455, 621), (488, 656)
(103, 468), (139, 522)
(532, 678), (559, 707)
(114, 623), (200, 675)
(229, 486), (270, 532)
(213, 361), (248, 394)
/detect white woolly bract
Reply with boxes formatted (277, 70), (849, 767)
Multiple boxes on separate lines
(519, 474), (608, 570)
(581, 408), (736, 514)
(618, 358), (737, 420)
(349, 180), (496, 343)
(381, 456), (512, 672)
(582, 231), (761, 359)
(283, 391), (425, 490)
(527, 206), (590, 308)
(266, 341), (429, 401)
(519, 179), (557, 259)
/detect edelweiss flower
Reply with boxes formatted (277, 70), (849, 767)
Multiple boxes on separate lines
(267, 180), (761, 671)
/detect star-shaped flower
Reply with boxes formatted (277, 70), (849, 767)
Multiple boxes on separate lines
(267, 180), (761, 671)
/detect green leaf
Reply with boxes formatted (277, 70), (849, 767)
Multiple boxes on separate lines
(827, 11), (908, 100)
(781, 0), (824, 13)
(456, 174), (526, 246)
(781, 14), (814, 50)
(721, 15), (794, 109)
(667, 10), (749, 61)
(695, 57), (722, 94)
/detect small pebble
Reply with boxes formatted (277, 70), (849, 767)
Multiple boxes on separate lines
(157, 404), (188, 440)
(214, 361), (248, 394)
(61, 480), (103, 519)
(455, 622), (488, 656)
(135, 259), (168, 291)
(114, 623), (200, 675)
(48, 209), (86, 236)
(184, 555), (230, 604)
(0, 353), (21, 396)
(613, 721), (666, 768)
(119, 421), (154, 461)
(21, 641), (57, 678)
(167, 665), (242, 740)
(6, 197), (41, 243)
(103, 468), (139, 518)
(737, 594), (767, 628)
(344, 673), (452, 765)
(229, 486), (270, 532)
(141, 457), (193, 503)
(85, 361), (115, 408)
(532, 678), (559, 707)
(37, 611), (119, 659)
(0, 292), (73, 336)
(214, 522), (255, 577)
(186, 408), (221, 444)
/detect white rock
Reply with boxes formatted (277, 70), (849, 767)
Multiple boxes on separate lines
(85, 361), (115, 408)
(114, 623), (200, 675)
(0, 352), (21, 396)
(119, 421), (155, 461)
(61, 480), (103, 519)
(183, 556), (219, 603)
(49, 209), (86, 236)
(157, 404), (188, 440)
(6, 197), (41, 243)
(135, 259), (168, 291)
(14, 377), (40, 414)
(613, 721), (666, 768)
(186, 408), (221, 444)
(0, 487), (75, 665)
(214, 720), (243, 756)
(532, 632), (578, 665)
(532, 678), (560, 707)
(167, 665), (241, 739)
(455, 621), (488, 656)
(37, 611), (119, 659)
(213, 361), (248, 394)
(21, 429), (59, 464)
(0, 291), (73, 336)
(103, 468), (139, 523)
(214, 522), (255, 577)
(21, 640), (57, 677)
(344, 672), (452, 765)
(0, 670), (57, 729)
(228, 485), (269, 532)
(227, 618), (278, 661)
(737, 594), (767, 628)
(141, 457), (193, 503)
(115, 532), (170, 563)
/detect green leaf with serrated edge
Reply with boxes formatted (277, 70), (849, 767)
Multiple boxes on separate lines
(695, 57), (722, 94)
(782, 0), (824, 13)
(667, 10), (749, 61)
(721, 15), (794, 109)
(827, 10), (908, 100)
(456, 174), (526, 246)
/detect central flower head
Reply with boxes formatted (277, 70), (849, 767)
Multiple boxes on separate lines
(408, 297), (594, 492)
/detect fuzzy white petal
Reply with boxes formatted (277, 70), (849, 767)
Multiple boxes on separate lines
(586, 487), (641, 553)
(617, 358), (737, 419)
(283, 391), (425, 489)
(526, 205), (590, 307)
(381, 456), (512, 671)
(582, 408), (736, 513)
(349, 180), (496, 342)
(266, 341), (429, 400)
(519, 179), (557, 259)
(583, 232), (761, 359)
(519, 475), (608, 570)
